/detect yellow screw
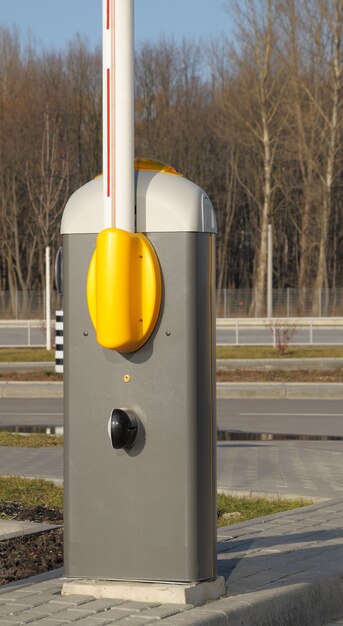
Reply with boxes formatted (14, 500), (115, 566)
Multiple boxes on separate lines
(123, 374), (131, 383)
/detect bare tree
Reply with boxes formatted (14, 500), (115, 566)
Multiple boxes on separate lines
(0, 18), (342, 310)
(217, 0), (287, 312)
(0, 27), (38, 313)
(26, 109), (69, 289)
(65, 36), (102, 186)
(311, 0), (342, 301)
(280, 0), (343, 312)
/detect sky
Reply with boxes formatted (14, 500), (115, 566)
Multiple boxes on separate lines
(0, 0), (232, 51)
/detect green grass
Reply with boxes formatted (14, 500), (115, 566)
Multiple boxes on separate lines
(0, 348), (54, 362)
(0, 433), (63, 447)
(1, 346), (343, 362)
(217, 492), (313, 527)
(216, 345), (343, 359)
(0, 476), (63, 510)
(217, 368), (343, 382)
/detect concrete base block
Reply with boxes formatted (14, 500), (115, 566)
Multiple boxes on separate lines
(61, 576), (226, 606)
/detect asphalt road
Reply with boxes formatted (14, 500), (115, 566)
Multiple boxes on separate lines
(3, 397), (341, 436)
(217, 398), (343, 436)
(0, 398), (63, 428)
(1, 397), (343, 498)
(217, 397), (343, 498)
(1, 324), (343, 346)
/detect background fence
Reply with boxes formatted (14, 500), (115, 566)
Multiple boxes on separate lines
(0, 291), (62, 320)
(1, 288), (343, 319)
(1, 317), (342, 348)
(217, 288), (343, 318)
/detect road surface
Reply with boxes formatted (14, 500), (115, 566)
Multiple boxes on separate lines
(0, 398), (63, 428)
(5, 397), (342, 436)
(217, 398), (343, 436)
(1, 397), (343, 498)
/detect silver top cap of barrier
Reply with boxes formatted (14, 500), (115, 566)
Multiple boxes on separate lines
(61, 169), (217, 235)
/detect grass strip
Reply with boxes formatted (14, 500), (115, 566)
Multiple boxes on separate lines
(0, 476), (63, 510)
(0, 476), (312, 524)
(0, 349), (55, 362)
(217, 346), (343, 359)
(217, 492), (313, 527)
(217, 368), (343, 382)
(0, 371), (62, 381)
(1, 346), (343, 362)
(0, 433), (63, 447)
(1, 368), (342, 383)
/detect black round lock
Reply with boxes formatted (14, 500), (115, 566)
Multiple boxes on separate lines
(109, 409), (138, 449)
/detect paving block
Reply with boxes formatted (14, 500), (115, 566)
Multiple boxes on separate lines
(139, 604), (190, 620)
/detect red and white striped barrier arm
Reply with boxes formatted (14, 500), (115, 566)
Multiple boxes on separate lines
(102, 0), (135, 231)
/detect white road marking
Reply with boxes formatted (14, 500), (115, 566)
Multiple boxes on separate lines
(240, 413), (343, 417)
(0, 412), (63, 417)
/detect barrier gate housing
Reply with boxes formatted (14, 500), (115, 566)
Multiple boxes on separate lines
(62, 161), (217, 582)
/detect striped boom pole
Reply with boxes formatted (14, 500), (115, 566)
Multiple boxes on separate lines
(102, 0), (135, 231)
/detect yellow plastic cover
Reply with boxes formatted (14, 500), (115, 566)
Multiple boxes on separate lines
(87, 228), (162, 352)
(134, 158), (182, 176)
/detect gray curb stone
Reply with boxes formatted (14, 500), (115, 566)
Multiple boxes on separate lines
(0, 520), (60, 541)
(159, 577), (343, 626)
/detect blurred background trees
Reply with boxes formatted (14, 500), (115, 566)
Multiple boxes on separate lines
(0, 0), (342, 310)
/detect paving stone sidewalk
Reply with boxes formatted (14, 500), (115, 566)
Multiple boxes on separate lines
(1, 498), (343, 625)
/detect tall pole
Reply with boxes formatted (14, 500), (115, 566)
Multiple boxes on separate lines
(103, 0), (135, 232)
(267, 223), (273, 318)
(45, 246), (51, 351)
